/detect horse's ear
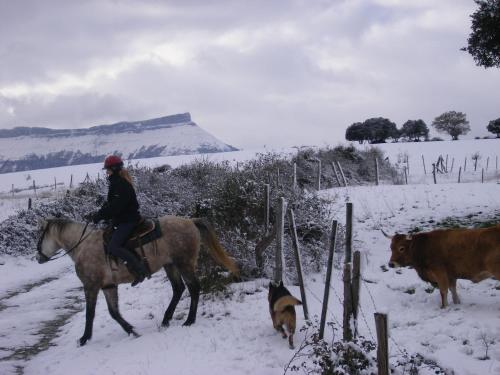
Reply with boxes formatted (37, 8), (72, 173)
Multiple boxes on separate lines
(37, 218), (47, 230)
(268, 281), (273, 289)
(279, 280), (284, 287)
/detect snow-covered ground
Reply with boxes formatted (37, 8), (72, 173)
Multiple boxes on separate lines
(3, 139), (499, 195)
(325, 182), (500, 375)
(371, 138), (500, 185)
(0, 182), (498, 375)
(1, 140), (500, 375)
(0, 147), (294, 195)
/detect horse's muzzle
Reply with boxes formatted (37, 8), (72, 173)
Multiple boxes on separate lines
(36, 253), (48, 264)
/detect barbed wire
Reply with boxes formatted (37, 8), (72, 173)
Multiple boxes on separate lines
(316, 272), (410, 359)
(304, 284), (343, 328)
(361, 278), (378, 311)
(360, 278), (409, 358)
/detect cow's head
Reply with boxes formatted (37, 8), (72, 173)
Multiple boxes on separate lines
(388, 233), (414, 268)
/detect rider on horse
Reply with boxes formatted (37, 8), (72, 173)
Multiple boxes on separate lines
(89, 155), (148, 286)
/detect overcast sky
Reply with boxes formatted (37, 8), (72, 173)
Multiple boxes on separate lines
(0, 0), (499, 149)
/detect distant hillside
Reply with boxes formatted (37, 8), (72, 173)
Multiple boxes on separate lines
(0, 113), (237, 173)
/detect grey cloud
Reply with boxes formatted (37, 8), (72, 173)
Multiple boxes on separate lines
(0, 0), (499, 148)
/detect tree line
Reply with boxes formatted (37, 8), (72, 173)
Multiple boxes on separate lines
(345, 111), (500, 144)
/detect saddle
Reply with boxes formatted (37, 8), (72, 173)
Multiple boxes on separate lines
(103, 218), (162, 273)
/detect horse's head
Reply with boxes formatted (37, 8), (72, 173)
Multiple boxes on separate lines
(36, 219), (61, 264)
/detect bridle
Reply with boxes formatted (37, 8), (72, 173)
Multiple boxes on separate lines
(37, 221), (92, 262)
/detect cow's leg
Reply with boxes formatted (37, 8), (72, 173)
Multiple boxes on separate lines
(162, 264), (186, 327)
(79, 285), (99, 346)
(449, 279), (461, 304)
(178, 267), (200, 326)
(432, 271), (450, 308)
(102, 286), (138, 337)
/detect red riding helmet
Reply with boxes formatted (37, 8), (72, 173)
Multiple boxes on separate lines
(103, 155), (124, 170)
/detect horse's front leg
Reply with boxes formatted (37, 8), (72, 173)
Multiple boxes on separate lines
(79, 285), (99, 346)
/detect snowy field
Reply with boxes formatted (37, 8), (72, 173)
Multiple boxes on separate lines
(2, 139), (499, 196)
(0, 140), (499, 375)
(0, 147), (292, 195)
(372, 138), (500, 185)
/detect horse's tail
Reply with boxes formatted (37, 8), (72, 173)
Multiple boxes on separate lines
(192, 218), (239, 277)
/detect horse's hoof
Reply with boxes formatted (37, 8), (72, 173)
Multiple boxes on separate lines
(182, 320), (194, 326)
(161, 321), (170, 328)
(78, 336), (89, 346)
(129, 330), (140, 338)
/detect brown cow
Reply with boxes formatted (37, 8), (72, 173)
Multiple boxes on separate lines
(382, 225), (500, 308)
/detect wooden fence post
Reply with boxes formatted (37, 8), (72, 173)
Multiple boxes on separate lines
(345, 202), (353, 264)
(11, 184), (14, 197)
(486, 157), (490, 171)
(464, 157), (467, 172)
(293, 163), (297, 190)
(482, 168), (484, 183)
(458, 166), (462, 183)
(375, 157), (379, 186)
(33, 180), (37, 196)
(331, 162), (342, 187)
(289, 209), (309, 321)
(317, 159), (321, 191)
(450, 158), (455, 173)
(70, 174), (73, 189)
(264, 184), (270, 236)
(432, 163), (437, 184)
(496, 156), (498, 171)
(277, 168), (280, 188)
(375, 313), (389, 375)
(445, 155), (448, 172)
(337, 161), (348, 187)
(343, 263), (353, 342)
(28, 198), (32, 210)
(403, 167), (408, 185)
(352, 251), (361, 338)
(421, 155), (426, 175)
(54, 177), (57, 191)
(274, 198), (286, 283)
(319, 220), (337, 339)
(406, 155), (410, 175)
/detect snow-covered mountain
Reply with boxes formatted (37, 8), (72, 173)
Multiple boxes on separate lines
(0, 113), (237, 173)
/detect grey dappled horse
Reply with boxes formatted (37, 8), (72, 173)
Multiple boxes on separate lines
(36, 217), (239, 346)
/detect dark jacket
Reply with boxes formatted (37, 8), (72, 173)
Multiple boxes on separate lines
(96, 173), (140, 225)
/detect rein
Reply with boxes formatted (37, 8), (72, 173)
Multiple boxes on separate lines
(38, 221), (92, 262)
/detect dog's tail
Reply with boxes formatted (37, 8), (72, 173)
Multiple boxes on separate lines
(192, 218), (240, 277)
(274, 296), (302, 312)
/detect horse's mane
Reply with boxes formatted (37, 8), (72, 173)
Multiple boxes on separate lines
(47, 218), (75, 235)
